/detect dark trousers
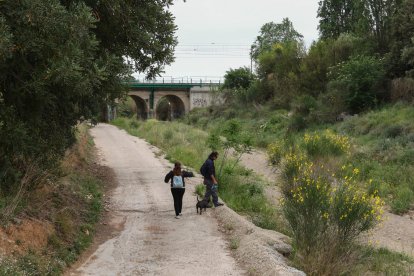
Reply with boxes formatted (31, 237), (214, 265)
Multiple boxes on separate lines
(171, 188), (185, 216)
(203, 178), (218, 206)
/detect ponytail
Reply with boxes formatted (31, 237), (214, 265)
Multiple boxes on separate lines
(173, 162), (182, 176)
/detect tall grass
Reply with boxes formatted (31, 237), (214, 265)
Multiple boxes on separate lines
(336, 104), (414, 213)
(112, 117), (283, 231)
(185, 103), (414, 214)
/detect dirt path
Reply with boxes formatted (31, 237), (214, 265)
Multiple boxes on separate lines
(69, 124), (244, 275)
(240, 149), (414, 257)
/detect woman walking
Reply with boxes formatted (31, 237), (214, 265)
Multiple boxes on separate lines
(164, 162), (194, 219)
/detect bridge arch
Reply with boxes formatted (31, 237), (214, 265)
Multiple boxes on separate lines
(129, 95), (148, 120)
(127, 82), (220, 120)
(155, 95), (186, 121)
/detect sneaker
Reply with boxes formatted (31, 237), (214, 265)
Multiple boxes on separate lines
(179, 213), (182, 216)
(175, 216), (180, 219)
(214, 202), (224, 207)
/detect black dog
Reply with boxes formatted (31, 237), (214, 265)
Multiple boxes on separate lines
(196, 196), (210, 215)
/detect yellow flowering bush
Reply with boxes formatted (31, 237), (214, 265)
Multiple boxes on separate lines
(267, 141), (284, 165)
(302, 129), (350, 156)
(282, 158), (384, 273)
(281, 151), (308, 184)
(331, 180), (384, 243)
(283, 161), (331, 254)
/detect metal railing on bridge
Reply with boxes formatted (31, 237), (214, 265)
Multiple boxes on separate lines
(130, 76), (224, 85)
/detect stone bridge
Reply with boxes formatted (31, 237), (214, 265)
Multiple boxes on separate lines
(127, 81), (221, 120)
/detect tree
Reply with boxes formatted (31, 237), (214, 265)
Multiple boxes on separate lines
(318, 0), (398, 53)
(365, 0), (399, 53)
(318, 0), (367, 39)
(0, 0), (177, 193)
(59, 0), (177, 78)
(207, 120), (252, 180)
(402, 37), (414, 77)
(387, 0), (414, 78)
(250, 18), (303, 61)
(300, 39), (335, 96)
(223, 67), (253, 90)
(255, 41), (305, 105)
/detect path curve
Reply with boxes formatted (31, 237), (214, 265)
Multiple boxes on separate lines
(71, 124), (244, 275)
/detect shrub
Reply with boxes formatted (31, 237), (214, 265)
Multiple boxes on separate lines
(301, 129), (350, 156)
(311, 83), (348, 123)
(390, 77), (414, 103)
(282, 160), (384, 274)
(287, 114), (307, 132)
(291, 94), (317, 116)
(223, 67), (254, 90)
(282, 162), (331, 256)
(129, 120), (140, 129)
(281, 151), (308, 184)
(267, 141), (284, 165)
(328, 55), (385, 113)
(118, 97), (137, 118)
(230, 238), (240, 250)
(163, 129), (174, 140)
(391, 185), (414, 214)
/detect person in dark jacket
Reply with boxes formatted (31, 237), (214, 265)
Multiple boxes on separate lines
(201, 151), (224, 207)
(164, 162), (194, 219)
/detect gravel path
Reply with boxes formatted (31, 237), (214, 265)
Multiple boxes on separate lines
(70, 124), (244, 276)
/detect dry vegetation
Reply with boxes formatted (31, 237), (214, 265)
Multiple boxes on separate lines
(0, 124), (115, 275)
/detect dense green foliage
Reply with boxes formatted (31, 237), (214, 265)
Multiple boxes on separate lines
(228, 1), (414, 116)
(329, 55), (386, 112)
(250, 18), (303, 61)
(317, 0), (397, 54)
(0, 0), (176, 194)
(222, 67), (253, 90)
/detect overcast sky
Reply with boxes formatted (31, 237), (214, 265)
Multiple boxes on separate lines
(144, 0), (320, 80)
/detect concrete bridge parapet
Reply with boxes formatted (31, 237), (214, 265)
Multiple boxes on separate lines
(189, 86), (220, 110)
(127, 83), (222, 120)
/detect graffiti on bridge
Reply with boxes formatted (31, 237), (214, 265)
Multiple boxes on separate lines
(192, 97), (208, 107)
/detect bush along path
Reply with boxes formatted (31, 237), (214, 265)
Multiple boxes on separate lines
(252, 139), (414, 273)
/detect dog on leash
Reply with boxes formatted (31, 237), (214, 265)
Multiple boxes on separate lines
(196, 196), (210, 215)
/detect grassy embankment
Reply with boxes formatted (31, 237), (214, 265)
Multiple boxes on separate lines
(185, 103), (414, 274)
(185, 103), (414, 215)
(0, 124), (108, 275)
(112, 118), (282, 231)
(112, 115), (413, 274)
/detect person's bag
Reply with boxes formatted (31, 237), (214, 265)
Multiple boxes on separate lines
(200, 161), (208, 178)
(172, 175), (184, 188)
